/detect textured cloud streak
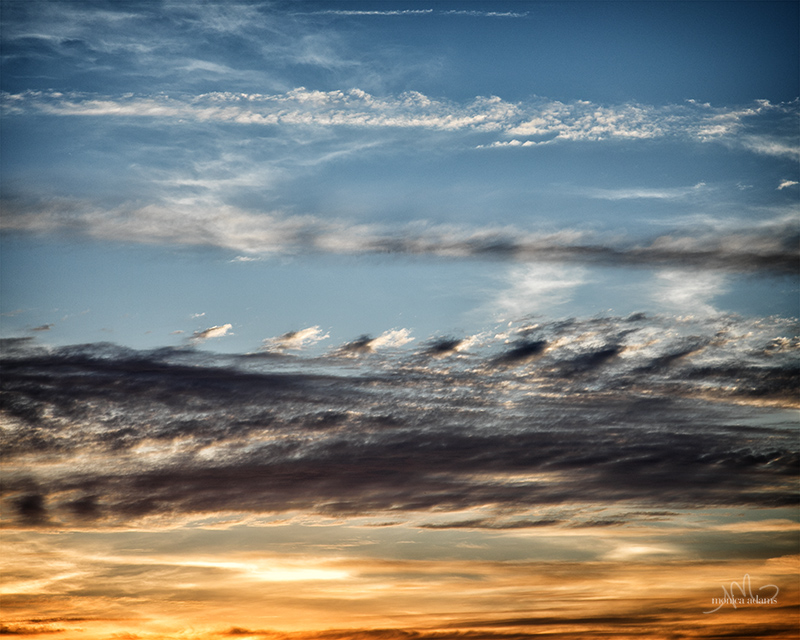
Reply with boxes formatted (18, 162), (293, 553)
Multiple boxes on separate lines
(2, 199), (796, 274)
(2, 90), (797, 157)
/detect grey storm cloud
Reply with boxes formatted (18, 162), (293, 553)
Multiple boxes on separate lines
(1, 313), (797, 529)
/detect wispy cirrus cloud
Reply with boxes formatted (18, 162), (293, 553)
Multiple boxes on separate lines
(303, 9), (435, 17)
(651, 270), (729, 316)
(582, 182), (708, 200)
(303, 9), (529, 18)
(488, 263), (589, 320)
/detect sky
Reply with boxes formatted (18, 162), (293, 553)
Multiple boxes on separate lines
(0, 1), (798, 638)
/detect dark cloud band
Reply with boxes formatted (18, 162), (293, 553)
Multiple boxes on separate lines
(2, 314), (797, 528)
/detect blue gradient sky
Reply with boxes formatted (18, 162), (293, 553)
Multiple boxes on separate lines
(1, 0), (798, 353)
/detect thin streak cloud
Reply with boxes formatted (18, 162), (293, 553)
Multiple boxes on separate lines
(3, 199), (795, 274)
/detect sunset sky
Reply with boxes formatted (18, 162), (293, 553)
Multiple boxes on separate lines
(1, 1), (798, 638)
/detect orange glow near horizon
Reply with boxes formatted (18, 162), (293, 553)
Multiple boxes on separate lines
(2, 515), (798, 639)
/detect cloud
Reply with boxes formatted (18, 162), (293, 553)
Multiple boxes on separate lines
(492, 340), (549, 366)
(261, 326), (330, 352)
(489, 264), (589, 319)
(304, 9), (529, 18)
(370, 328), (414, 349)
(334, 329), (414, 355)
(5, 196), (795, 274)
(582, 182), (707, 200)
(192, 324), (233, 342)
(442, 10), (529, 18)
(30, 324), (53, 332)
(423, 336), (479, 358)
(305, 10), (435, 17)
(778, 180), (798, 190)
(1, 88), (518, 133)
(3, 90), (796, 157)
(651, 270), (728, 316)
(1, 314), (797, 529)
(420, 518), (562, 530)
(0, 624), (66, 636)
(335, 335), (375, 356)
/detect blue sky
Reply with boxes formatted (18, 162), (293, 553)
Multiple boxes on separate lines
(1, 0), (798, 353)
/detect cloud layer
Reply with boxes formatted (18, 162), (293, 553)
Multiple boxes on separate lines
(2, 314), (797, 530)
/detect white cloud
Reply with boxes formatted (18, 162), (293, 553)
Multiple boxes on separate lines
(778, 180), (799, 190)
(3, 90), (794, 157)
(261, 326), (330, 352)
(302, 9), (528, 18)
(2, 89), (516, 133)
(583, 183), (707, 201)
(508, 101), (666, 141)
(489, 264), (589, 321)
(371, 328), (414, 349)
(651, 270), (728, 317)
(192, 324), (233, 342)
(306, 9), (434, 16)
(740, 136), (800, 159)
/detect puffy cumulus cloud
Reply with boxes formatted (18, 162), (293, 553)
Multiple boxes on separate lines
(3, 90), (797, 157)
(192, 323), (233, 342)
(261, 326), (330, 352)
(1, 314), (797, 530)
